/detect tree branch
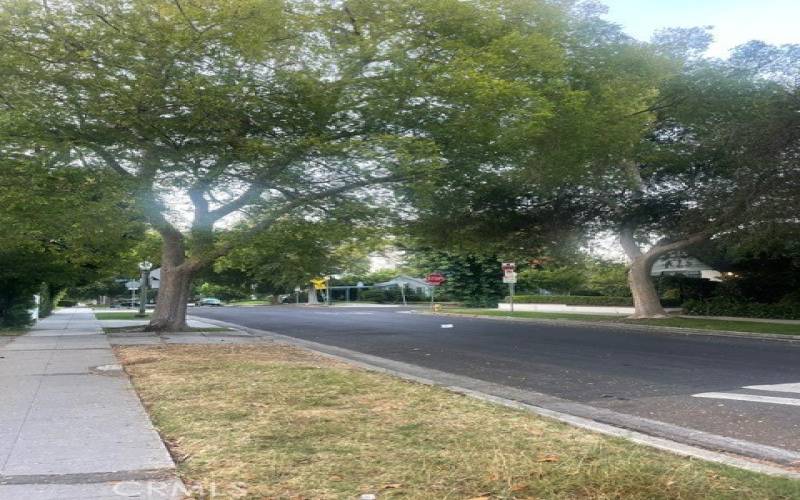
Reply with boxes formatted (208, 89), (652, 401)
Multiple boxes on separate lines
(207, 185), (265, 222)
(185, 173), (409, 271)
(88, 145), (133, 177)
(173, 0), (200, 33)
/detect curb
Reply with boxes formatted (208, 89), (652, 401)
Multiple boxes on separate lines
(189, 315), (800, 480)
(424, 311), (800, 343)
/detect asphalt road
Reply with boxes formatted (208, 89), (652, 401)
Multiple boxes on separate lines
(191, 305), (800, 454)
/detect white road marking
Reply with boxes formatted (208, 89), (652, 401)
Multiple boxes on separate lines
(440, 324), (454, 328)
(692, 392), (800, 407)
(742, 382), (800, 394)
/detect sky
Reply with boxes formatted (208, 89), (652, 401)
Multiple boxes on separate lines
(601, 0), (800, 57)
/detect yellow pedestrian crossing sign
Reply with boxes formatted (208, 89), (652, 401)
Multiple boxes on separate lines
(311, 277), (327, 290)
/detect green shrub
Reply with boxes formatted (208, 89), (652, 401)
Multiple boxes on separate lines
(356, 287), (427, 304)
(683, 298), (800, 320)
(1, 298), (35, 328)
(58, 299), (78, 307)
(358, 289), (389, 303)
(512, 295), (635, 306)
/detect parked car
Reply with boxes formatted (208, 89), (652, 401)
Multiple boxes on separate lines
(196, 297), (223, 307)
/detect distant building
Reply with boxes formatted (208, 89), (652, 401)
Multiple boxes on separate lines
(149, 268), (161, 289)
(374, 276), (433, 297)
(650, 252), (722, 281)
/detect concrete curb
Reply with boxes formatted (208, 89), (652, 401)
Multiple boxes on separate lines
(425, 311), (800, 343)
(189, 315), (800, 480)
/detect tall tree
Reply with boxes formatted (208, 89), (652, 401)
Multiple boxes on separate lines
(0, 156), (141, 325)
(0, 0), (438, 330)
(393, 2), (675, 313)
(605, 42), (800, 316)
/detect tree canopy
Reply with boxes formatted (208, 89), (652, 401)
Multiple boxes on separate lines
(1, 0), (797, 324)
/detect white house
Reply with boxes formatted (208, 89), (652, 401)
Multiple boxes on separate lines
(650, 251), (722, 282)
(374, 276), (433, 297)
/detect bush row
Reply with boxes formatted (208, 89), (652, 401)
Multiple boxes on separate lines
(358, 288), (429, 304)
(683, 298), (800, 320)
(510, 295), (634, 306)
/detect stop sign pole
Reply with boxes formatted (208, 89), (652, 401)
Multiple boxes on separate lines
(502, 263), (517, 313)
(425, 273), (445, 311)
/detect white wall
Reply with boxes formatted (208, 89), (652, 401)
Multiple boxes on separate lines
(498, 303), (682, 315)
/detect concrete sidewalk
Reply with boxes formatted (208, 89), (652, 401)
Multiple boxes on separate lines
(0, 308), (182, 499)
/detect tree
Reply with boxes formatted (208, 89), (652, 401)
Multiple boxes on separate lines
(406, 250), (505, 307)
(0, 156), (141, 325)
(0, 0), (439, 330)
(218, 204), (386, 303)
(398, 10), (799, 318)
(395, 2), (675, 313)
(604, 43), (800, 316)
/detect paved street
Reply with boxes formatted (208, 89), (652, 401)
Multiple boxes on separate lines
(192, 305), (800, 459)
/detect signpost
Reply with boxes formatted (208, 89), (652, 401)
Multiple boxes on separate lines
(310, 277), (329, 305)
(425, 272), (446, 311)
(125, 280), (140, 309)
(501, 262), (516, 313)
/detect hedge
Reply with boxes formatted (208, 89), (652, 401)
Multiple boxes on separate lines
(511, 295), (634, 306)
(683, 298), (800, 320)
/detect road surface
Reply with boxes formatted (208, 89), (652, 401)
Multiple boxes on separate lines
(191, 305), (800, 457)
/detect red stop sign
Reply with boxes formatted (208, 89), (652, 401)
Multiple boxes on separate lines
(425, 272), (446, 286)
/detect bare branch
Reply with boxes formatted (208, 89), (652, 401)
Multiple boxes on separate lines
(87, 145), (133, 177)
(173, 0), (200, 33)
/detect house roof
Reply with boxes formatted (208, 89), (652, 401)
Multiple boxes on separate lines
(374, 276), (432, 288)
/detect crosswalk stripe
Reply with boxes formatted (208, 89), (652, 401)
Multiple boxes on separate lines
(692, 392), (800, 407)
(742, 382), (800, 394)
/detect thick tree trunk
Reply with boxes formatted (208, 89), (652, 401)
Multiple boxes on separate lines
(306, 286), (319, 305)
(620, 226), (667, 318)
(627, 254), (667, 318)
(148, 267), (194, 331)
(147, 230), (195, 332)
(620, 224), (711, 319)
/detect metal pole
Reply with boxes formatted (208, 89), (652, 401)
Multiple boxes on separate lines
(430, 286), (435, 311)
(296, 291), (299, 305)
(510, 282), (515, 313)
(400, 283), (407, 306)
(131, 288), (136, 309)
(138, 269), (148, 316)
(346, 287), (350, 304)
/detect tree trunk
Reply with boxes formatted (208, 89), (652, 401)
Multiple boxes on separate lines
(306, 286), (319, 305)
(620, 225), (711, 319)
(620, 226), (668, 318)
(147, 231), (194, 331)
(627, 254), (667, 318)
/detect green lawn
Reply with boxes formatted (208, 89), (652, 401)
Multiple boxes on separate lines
(94, 311), (151, 320)
(446, 309), (800, 336)
(226, 299), (272, 306)
(103, 325), (231, 334)
(117, 344), (800, 499)
(0, 328), (26, 336)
